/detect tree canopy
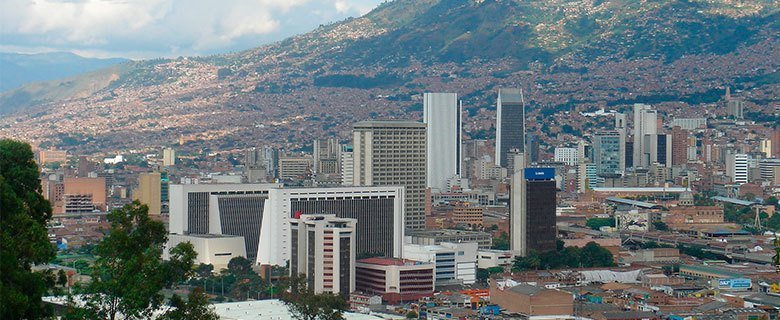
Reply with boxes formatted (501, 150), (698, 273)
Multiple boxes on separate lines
(0, 139), (55, 319)
(513, 241), (616, 271)
(72, 201), (209, 320)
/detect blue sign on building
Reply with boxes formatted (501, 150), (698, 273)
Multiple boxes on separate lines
(524, 168), (555, 180)
(718, 278), (752, 289)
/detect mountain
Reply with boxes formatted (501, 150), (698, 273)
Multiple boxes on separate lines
(0, 52), (128, 93)
(1, 0), (777, 152)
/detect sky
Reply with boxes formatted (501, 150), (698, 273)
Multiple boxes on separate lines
(0, 0), (384, 60)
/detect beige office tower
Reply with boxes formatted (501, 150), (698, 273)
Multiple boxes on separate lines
(290, 214), (356, 295)
(352, 121), (426, 230)
(313, 138), (341, 174)
(163, 148), (176, 167)
(136, 172), (162, 215)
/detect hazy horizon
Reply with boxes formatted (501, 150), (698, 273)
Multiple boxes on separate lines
(0, 0), (384, 60)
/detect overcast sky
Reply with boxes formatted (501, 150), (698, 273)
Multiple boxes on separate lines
(0, 0), (384, 60)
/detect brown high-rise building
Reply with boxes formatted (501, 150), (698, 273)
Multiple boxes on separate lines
(77, 156), (94, 177)
(772, 127), (780, 158)
(63, 177), (107, 211)
(671, 126), (688, 166)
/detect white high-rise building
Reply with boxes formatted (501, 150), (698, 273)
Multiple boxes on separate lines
(554, 147), (579, 166)
(726, 153), (749, 185)
(340, 145), (354, 186)
(632, 104), (658, 168)
(423, 93), (462, 192)
(290, 214), (356, 295)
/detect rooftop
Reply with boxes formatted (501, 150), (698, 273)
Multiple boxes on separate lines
(606, 197), (662, 209)
(357, 257), (432, 267)
(711, 196), (759, 206)
(353, 120), (425, 129)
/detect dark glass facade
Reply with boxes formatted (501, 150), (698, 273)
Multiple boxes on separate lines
(525, 180), (557, 253)
(290, 197), (395, 257)
(217, 195), (267, 262)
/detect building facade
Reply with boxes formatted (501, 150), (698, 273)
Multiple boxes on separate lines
(354, 258), (434, 304)
(495, 88), (525, 169)
(423, 92), (462, 192)
(136, 172), (162, 215)
(352, 121), (427, 230)
(290, 214), (356, 295)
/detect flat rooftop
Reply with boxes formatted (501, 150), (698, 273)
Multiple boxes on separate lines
(606, 197), (662, 209)
(357, 257), (432, 266)
(406, 229), (490, 237)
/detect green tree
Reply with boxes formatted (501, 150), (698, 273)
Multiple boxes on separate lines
(159, 287), (219, 320)
(492, 232), (509, 250)
(75, 201), (198, 320)
(283, 274), (348, 320)
(0, 139), (56, 319)
(586, 217), (615, 230)
(57, 269), (68, 287)
(580, 242), (616, 268)
(195, 263), (214, 279)
(512, 251), (541, 271)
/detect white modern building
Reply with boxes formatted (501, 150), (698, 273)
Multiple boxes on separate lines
(633, 103), (658, 168)
(423, 92), (462, 192)
(258, 186), (405, 267)
(290, 214), (356, 295)
(170, 184), (404, 268)
(726, 153), (749, 185)
(477, 249), (515, 269)
(554, 147), (579, 166)
(403, 241), (477, 286)
(165, 234), (246, 270)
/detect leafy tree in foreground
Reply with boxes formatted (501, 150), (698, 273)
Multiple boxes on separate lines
(0, 139), (55, 319)
(74, 201), (199, 320)
(159, 287), (219, 320)
(283, 274), (348, 320)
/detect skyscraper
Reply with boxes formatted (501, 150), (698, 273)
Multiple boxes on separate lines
(352, 121), (426, 230)
(423, 93), (461, 192)
(632, 104), (657, 168)
(593, 131), (625, 177)
(726, 153), (749, 185)
(526, 133), (540, 164)
(290, 214), (356, 295)
(245, 147), (268, 183)
(510, 166), (557, 256)
(163, 148), (176, 167)
(671, 126), (689, 166)
(340, 145), (354, 186)
(136, 172), (162, 215)
(313, 138), (342, 174)
(495, 88), (525, 169)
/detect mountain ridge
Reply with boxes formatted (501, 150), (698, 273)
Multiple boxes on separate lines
(0, 0), (777, 152)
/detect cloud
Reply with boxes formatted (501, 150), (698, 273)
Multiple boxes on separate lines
(0, 0), (382, 59)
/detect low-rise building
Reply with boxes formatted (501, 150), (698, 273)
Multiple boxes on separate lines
(354, 257), (434, 305)
(489, 280), (574, 316)
(164, 234), (246, 270)
(477, 249), (514, 269)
